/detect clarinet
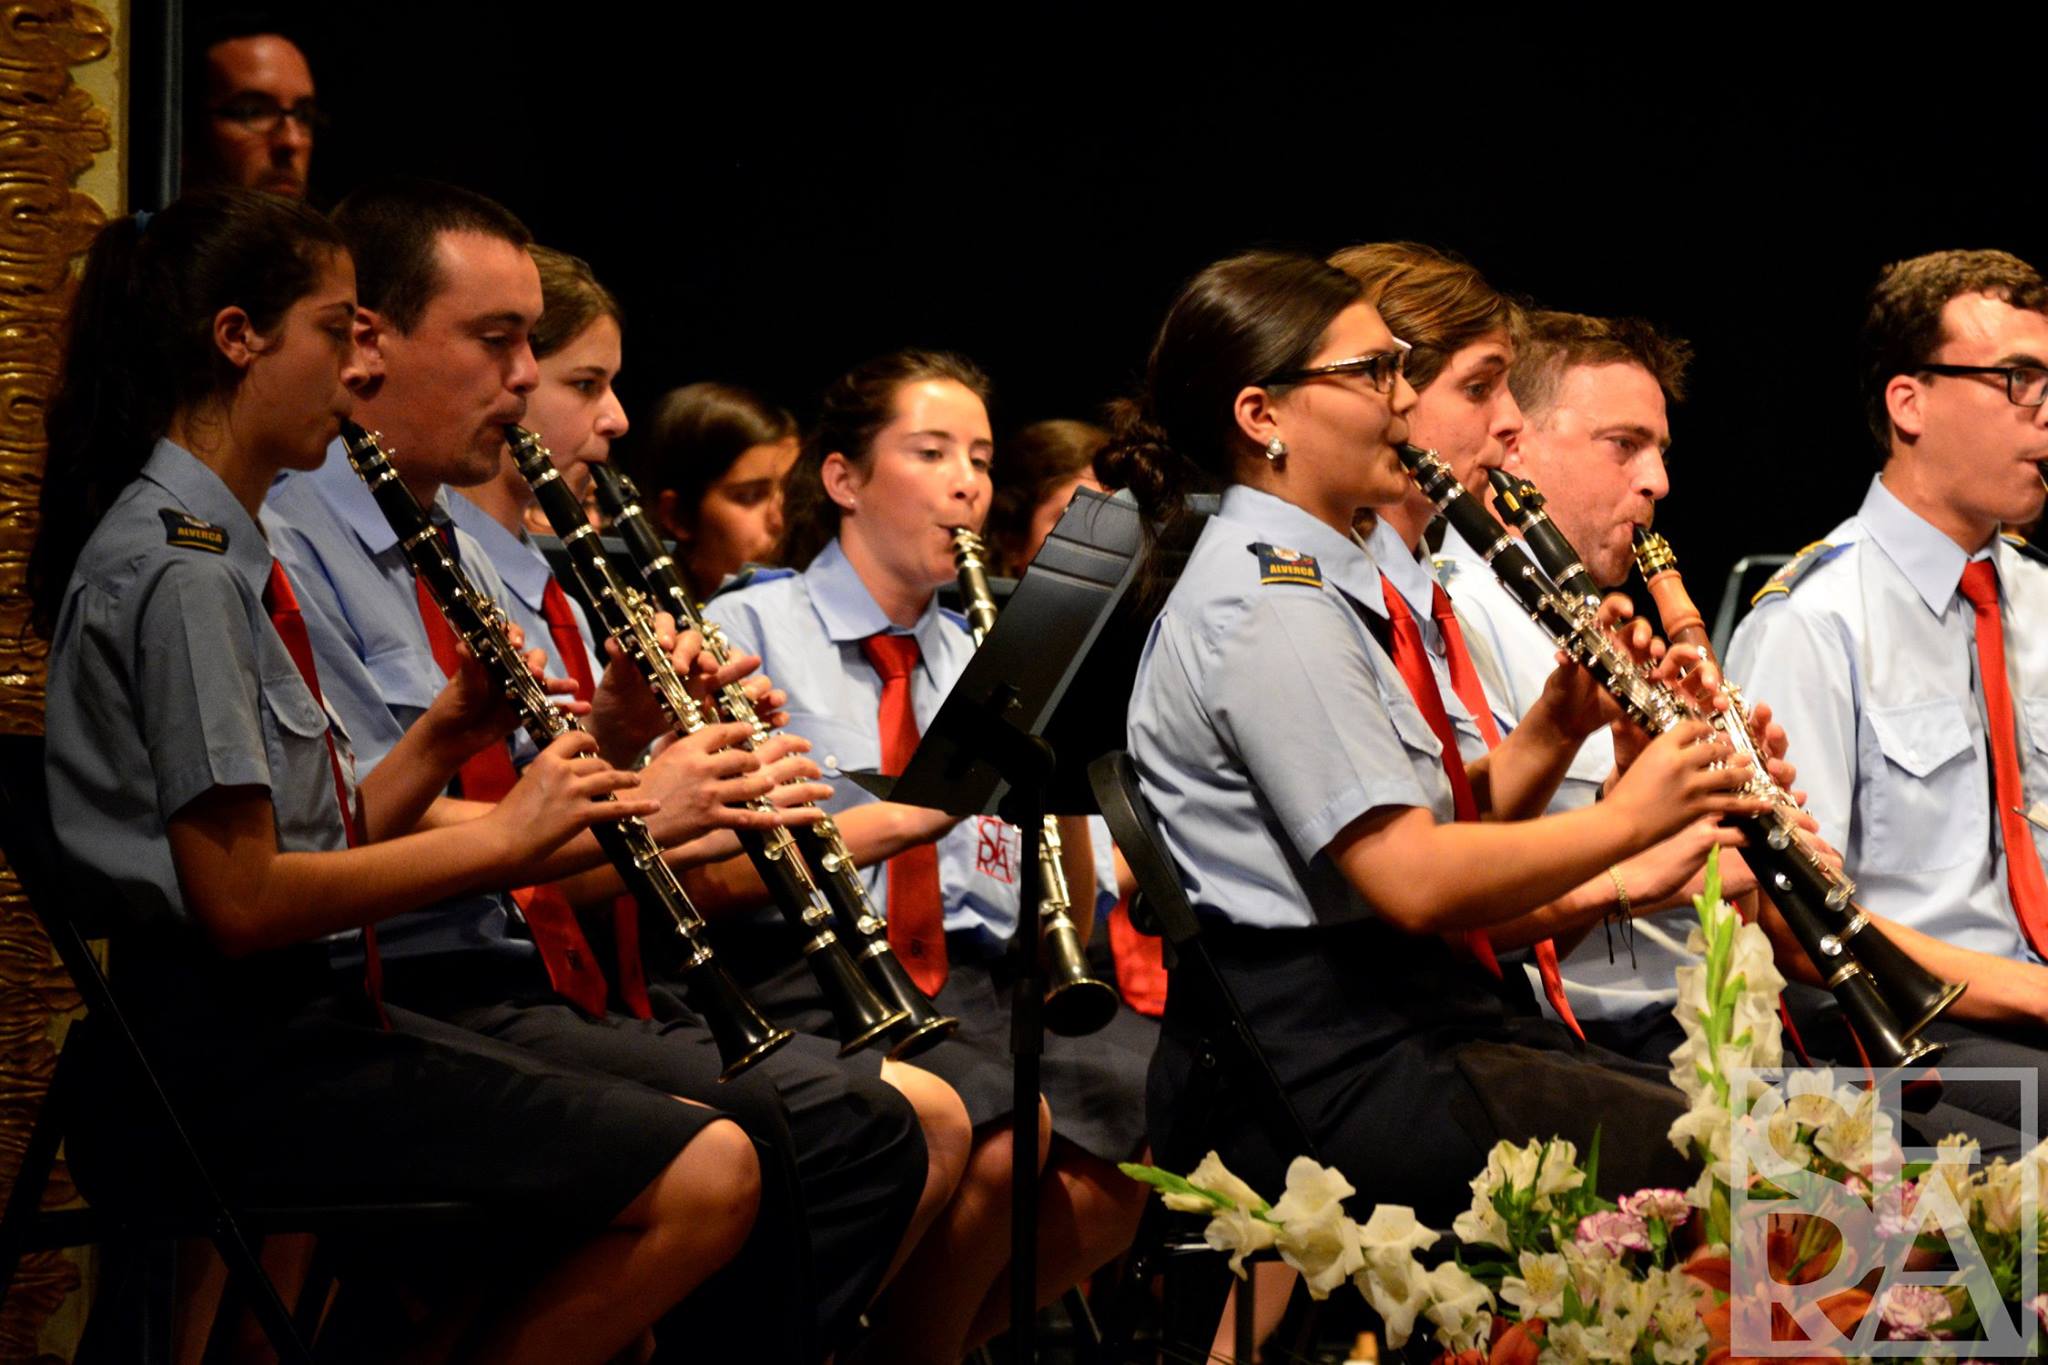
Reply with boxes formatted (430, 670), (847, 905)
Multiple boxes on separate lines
(587, 464), (958, 1059)
(951, 528), (1122, 1037)
(1402, 443), (1963, 1066)
(336, 421), (791, 1080)
(509, 430), (906, 1056)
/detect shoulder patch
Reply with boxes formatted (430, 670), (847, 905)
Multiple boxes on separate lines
(2002, 530), (2048, 569)
(1247, 541), (1322, 588)
(708, 563), (796, 600)
(159, 508), (228, 555)
(1750, 540), (1844, 606)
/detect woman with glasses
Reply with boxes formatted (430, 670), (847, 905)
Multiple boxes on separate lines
(1105, 250), (1769, 1224)
(702, 349), (1156, 1364)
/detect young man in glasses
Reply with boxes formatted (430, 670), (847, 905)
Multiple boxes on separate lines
(184, 15), (319, 198)
(1727, 248), (2048, 1123)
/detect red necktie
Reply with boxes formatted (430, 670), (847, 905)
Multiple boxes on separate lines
(264, 561), (385, 1025)
(541, 578), (596, 704)
(1960, 560), (2048, 957)
(861, 632), (948, 994)
(1427, 582), (1585, 1038)
(414, 570), (612, 1017)
(539, 573), (652, 1019)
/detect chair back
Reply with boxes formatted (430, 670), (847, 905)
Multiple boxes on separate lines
(1087, 749), (1316, 1163)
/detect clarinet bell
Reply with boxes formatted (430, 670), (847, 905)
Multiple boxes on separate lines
(1041, 915), (1122, 1037)
(870, 949), (961, 1060)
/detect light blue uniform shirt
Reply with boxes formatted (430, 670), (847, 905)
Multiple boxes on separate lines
(707, 537), (1117, 960)
(46, 442), (354, 938)
(1365, 517), (1516, 761)
(1431, 522), (1692, 1022)
(447, 490), (606, 691)
(264, 441), (530, 965)
(1725, 474), (2048, 964)
(1128, 486), (1455, 931)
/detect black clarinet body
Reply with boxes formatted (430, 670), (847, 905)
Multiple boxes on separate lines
(1401, 443), (1961, 1067)
(511, 431), (905, 1056)
(336, 420), (791, 1079)
(589, 463), (958, 1059)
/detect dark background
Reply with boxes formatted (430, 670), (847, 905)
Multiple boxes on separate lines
(173, 3), (2045, 623)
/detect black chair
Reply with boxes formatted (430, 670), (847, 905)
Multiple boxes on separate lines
(0, 733), (487, 1362)
(1707, 552), (1792, 659)
(1087, 750), (1323, 1363)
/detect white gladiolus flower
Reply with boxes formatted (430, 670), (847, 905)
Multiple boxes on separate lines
(1352, 1249), (1432, 1348)
(1534, 1140), (1585, 1203)
(1421, 1261), (1495, 1353)
(1202, 1205), (1277, 1278)
(1269, 1158), (1365, 1296)
(1162, 1150), (1266, 1214)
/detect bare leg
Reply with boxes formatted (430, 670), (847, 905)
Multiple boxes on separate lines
(875, 1058), (971, 1291)
(863, 1098), (1054, 1365)
(457, 1117), (759, 1365)
(963, 1137), (1148, 1350)
(1212, 1263), (1298, 1362)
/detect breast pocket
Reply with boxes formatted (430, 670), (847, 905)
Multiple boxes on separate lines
(1381, 686), (1458, 821)
(1861, 698), (1984, 875)
(2022, 697), (2048, 867)
(258, 668), (349, 852)
(784, 713), (881, 817)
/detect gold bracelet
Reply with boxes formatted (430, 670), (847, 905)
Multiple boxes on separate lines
(1606, 865), (1631, 919)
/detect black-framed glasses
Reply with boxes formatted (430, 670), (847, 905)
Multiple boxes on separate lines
(1260, 337), (1412, 394)
(1917, 362), (2048, 408)
(208, 97), (326, 135)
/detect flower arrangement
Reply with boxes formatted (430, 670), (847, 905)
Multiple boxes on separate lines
(1121, 850), (2048, 1362)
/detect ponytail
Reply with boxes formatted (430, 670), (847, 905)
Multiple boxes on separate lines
(28, 190), (344, 636)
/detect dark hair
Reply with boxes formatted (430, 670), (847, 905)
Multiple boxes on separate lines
(529, 244), (622, 361)
(184, 10), (308, 110)
(329, 177), (530, 333)
(780, 349), (993, 570)
(28, 190), (345, 635)
(1326, 241), (1520, 392)
(986, 419), (1108, 572)
(1508, 310), (1692, 427)
(1862, 248), (2048, 454)
(631, 382), (797, 532)
(1095, 250), (1363, 533)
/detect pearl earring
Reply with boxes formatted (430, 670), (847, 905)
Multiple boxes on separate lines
(1265, 437), (1287, 462)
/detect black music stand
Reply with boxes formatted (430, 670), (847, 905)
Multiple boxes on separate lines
(849, 487), (1150, 1362)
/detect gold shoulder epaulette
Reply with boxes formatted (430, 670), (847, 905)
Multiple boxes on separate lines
(1750, 539), (1844, 606)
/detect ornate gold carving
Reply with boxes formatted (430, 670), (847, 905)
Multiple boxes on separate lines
(0, 4), (113, 1360)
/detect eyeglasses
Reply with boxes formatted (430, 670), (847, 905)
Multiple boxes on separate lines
(208, 97), (327, 135)
(1917, 362), (2048, 408)
(1260, 337), (1412, 394)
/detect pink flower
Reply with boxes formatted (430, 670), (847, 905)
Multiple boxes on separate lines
(1573, 1210), (1651, 1257)
(1873, 1181), (1920, 1240)
(1618, 1187), (1692, 1227)
(1877, 1284), (1952, 1339)
(2029, 1293), (2048, 1330)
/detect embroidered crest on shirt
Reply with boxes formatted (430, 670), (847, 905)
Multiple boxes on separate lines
(973, 815), (1018, 884)
(1248, 541), (1322, 588)
(1750, 539), (1843, 605)
(158, 508), (228, 554)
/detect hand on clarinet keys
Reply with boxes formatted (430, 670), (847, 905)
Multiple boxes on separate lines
(486, 730), (661, 882)
(1606, 719), (1769, 845)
